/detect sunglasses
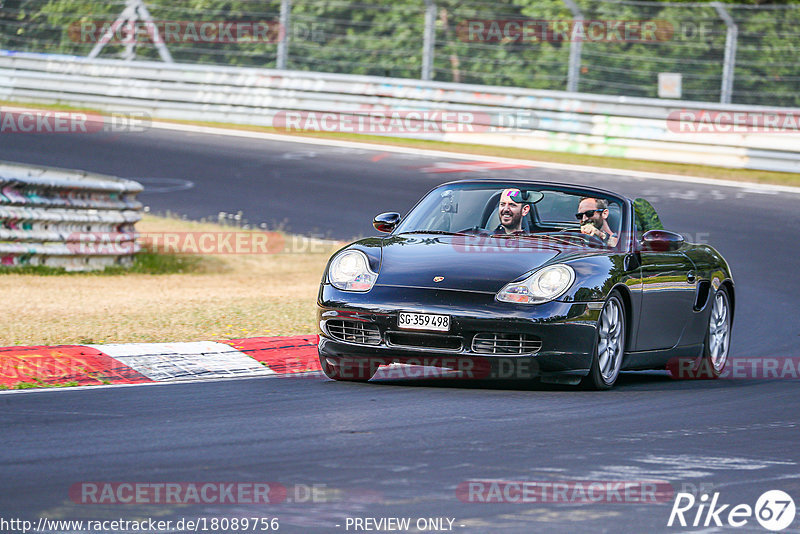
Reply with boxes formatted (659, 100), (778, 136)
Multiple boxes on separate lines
(575, 209), (605, 220)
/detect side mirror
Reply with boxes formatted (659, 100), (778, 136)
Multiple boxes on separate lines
(373, 212), (401, 233)
(641, 229), (685, 252)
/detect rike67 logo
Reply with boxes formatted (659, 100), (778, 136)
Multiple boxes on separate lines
(668, 490), (796, 531)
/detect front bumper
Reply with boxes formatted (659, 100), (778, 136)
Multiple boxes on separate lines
(318, 284), (600, 378)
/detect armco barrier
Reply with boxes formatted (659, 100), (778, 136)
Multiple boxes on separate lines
(1, 50), (799, 173)
(0, 161), (143, 270)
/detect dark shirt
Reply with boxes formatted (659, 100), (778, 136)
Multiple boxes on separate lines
(493, 224), (525, 235)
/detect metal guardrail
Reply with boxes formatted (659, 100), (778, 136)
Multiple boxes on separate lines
(5, 0), (799, 106)
(0, 51), (798, 173)
(0, 161), (143, 270)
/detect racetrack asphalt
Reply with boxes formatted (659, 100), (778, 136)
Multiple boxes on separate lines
(1, 127), (799, 533)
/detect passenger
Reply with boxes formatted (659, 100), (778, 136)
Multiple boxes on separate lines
(576, 197), (618, 246)
(494, 188), (530, 234)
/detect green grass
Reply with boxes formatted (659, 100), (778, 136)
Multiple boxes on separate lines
(0, 379), (81, 390)
(0, 214), (336, 346)
(0, 250), (208, 276)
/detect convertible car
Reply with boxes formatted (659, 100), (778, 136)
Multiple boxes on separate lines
(317, 180), (734, 389)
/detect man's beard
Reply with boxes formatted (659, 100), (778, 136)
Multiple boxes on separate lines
(502, 211), (521, 229)
(504, 215), (522, 228)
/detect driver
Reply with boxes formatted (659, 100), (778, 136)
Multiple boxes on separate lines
(494, 188), (530, 234)
(576, 197), (618, 246)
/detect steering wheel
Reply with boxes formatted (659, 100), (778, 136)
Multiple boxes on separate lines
(557, 228), (605, 247)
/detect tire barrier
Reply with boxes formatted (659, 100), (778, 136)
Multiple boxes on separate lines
(1, 50), (799, 173)
(0, 161), (143, 270)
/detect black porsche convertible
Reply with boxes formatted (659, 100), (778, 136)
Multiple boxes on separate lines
(317, 180), (734, 389)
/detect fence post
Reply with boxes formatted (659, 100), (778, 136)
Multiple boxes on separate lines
(88, 0), (173, 63)
(562, 0), (583, 92)
(712, 2), (738, 104)
(277, 0), (291, 69)
(421, 0), (436, 81)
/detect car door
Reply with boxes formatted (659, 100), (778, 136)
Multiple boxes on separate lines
(631, 199), (698, 351)
(634, 249), (698, 350)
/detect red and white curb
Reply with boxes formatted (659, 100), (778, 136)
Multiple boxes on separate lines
(0, 336), (322, 388)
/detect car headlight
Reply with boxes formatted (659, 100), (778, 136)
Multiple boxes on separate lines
(496, 264), (575, 304)
(328, 250), (378, 291)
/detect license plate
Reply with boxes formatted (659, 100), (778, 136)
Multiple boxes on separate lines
(398, 312), (450, 332)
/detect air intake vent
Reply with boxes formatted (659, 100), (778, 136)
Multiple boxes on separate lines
(472, 333), (542, 355)
(386, 331), (463, 351)
(327, 320), (381, 345)
(694, 280), (711, 311)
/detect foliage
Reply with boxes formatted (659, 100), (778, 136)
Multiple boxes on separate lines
(1, 0), (797, 105)
(0, 251), (206, 275)
(633, 198), (665, 234)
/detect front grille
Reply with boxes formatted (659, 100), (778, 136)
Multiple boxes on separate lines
(326, 320), (381, 345)
(472, 333), (542, 355)
(386, 331), (463, 351)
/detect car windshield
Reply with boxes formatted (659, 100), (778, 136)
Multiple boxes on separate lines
(394, 183), (624, 246)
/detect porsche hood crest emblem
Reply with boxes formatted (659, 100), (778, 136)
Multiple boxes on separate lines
(433, 276), (445, 282)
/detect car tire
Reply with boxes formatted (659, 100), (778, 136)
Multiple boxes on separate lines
(583, 293), (626, 390)
(699, 286), (732, 378)
(319, 355), (377, 382)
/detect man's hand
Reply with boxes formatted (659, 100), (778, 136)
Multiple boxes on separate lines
(581, 223), (605, 240)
